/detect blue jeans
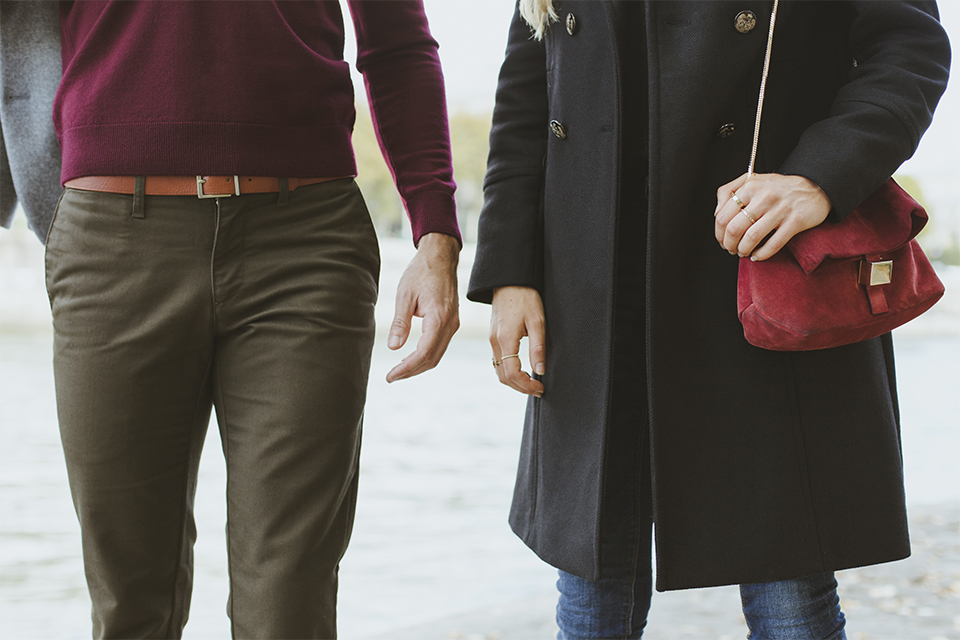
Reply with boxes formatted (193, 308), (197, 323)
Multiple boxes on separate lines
(557, 565), (846, 639)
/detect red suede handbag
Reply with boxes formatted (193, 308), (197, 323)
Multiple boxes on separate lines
(736, 0), (945, 351)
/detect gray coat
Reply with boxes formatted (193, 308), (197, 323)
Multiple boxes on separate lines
(468, 1), (950, 590)
(1, 0), (62, 242)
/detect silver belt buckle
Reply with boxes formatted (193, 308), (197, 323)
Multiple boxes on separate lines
(197, 175), (241, 199)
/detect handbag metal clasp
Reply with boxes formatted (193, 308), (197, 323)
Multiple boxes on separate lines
(197, 175), (241, 199)
(858, 260), (893, 286)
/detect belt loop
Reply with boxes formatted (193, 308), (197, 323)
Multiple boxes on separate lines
(132, 176), (146, 219)
(277, 177), (290, 207)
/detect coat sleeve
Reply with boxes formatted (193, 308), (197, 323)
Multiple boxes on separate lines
(0, 0), (63, 242)
(778, 1), (950, 220)
(466, 2), (549, 304)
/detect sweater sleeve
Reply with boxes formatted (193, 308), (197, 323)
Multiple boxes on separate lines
(346, 0), (460, 246)
(778, 1), (951, 221)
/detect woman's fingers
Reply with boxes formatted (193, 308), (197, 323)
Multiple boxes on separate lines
(715, 173), (831, 259)
(715, 173), (749, 216)
(490, 286), (546, 397)
(499, 345), (544, 397)
(492, 329), (544, 397)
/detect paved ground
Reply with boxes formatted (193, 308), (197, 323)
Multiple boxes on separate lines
(372, 502), (960, 640)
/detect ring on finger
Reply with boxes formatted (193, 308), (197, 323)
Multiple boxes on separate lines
(501, 354), (520, 362)
(740, 206), (757, 224)
(491, 358), (502, 368)
(730, 191), (747, 209)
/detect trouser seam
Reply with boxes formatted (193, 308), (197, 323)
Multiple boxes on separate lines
(163, 355), (214, 638)
(211, 199), (222, 312)
(214, 355), (237, 639)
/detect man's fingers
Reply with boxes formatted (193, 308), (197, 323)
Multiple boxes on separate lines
(387, 310), (458, 382)
(386, 350), (428, 383)
(388, 292), (415, 350)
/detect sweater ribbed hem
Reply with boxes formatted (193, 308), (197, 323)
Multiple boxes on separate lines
(406, 190), (461, 247)
(59, 122), (358, 184)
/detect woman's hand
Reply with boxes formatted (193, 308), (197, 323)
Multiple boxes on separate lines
(490, 286), (546, 397)
(715, 173), (832, 261)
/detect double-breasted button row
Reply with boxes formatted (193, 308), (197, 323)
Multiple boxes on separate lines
(552, 12), (571, 140)
(725, 9), (755, 140)
(735, 10), (756, 33)
(716, 123), (736, 138)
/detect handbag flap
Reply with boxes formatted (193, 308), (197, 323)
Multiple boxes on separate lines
(786, 179), (928, 274)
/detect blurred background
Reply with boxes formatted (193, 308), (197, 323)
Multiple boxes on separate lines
(2, 1), (958, 638)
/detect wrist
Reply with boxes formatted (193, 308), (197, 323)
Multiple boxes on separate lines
(417, 232), (460, 260)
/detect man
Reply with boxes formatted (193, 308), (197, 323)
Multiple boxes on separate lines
(2, 1), (460, 637)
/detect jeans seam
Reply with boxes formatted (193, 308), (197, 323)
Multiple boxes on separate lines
(740, 587), (753, 639)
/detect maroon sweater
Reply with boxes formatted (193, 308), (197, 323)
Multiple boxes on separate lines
(55, 0), (459, 243)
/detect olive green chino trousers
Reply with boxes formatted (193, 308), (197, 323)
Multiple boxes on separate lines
(44, 179), (380, 639)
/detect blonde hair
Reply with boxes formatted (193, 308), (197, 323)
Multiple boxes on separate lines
(519, 0), (558, 40)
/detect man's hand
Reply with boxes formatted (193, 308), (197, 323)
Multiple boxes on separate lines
(490, 286), (545, 397)
(386, 232), (460, 382)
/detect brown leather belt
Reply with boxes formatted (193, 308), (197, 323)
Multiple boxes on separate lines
(65, 175), (347, 198)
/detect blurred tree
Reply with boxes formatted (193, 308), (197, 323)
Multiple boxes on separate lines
(353, 107), (406, 238)
(450, 111), (493, 242)
(353, 107), (491, 242)
(895, 173), (959, 265)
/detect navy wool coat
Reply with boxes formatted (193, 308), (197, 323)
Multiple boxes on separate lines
(468, 1), (950, 591)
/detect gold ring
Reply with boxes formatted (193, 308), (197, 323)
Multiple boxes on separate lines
(740, 207), (757, 224)
(730, 192), (747, 209)
(501, 354), (520, 361)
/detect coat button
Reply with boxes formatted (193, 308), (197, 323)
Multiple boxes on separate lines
(716, 123), (736, 138)
(566, 13), (577, 35)
(734, 10), (757, 33)
(550, 120), (567, 139)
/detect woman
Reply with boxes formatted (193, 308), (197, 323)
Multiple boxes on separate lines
(467, 1), (950, 638)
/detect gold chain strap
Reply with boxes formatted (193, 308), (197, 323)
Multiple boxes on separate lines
(747, 0), (780, 177)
